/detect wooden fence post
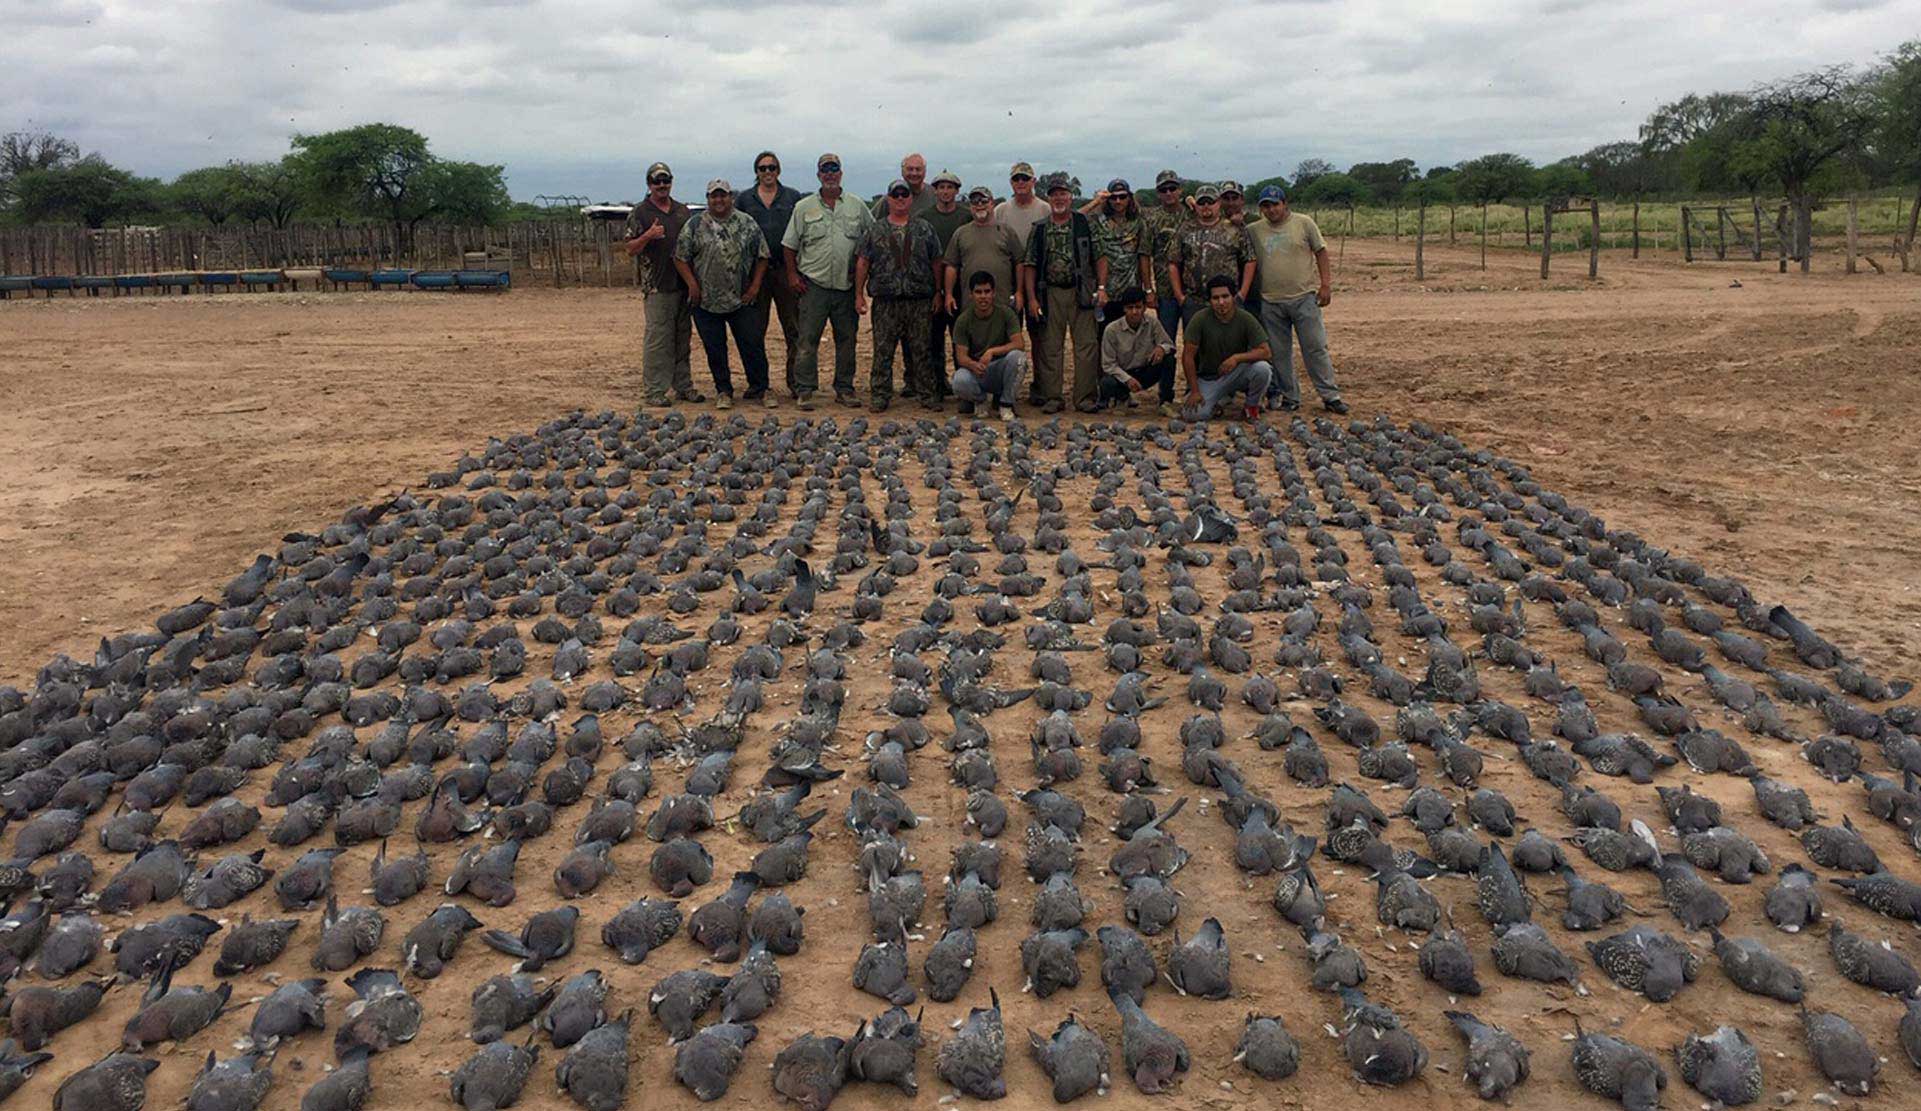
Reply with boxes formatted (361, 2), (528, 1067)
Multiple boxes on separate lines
(1631, 201), (1640, 259)
(1414, 202), (1426, 281)
(1680, 206), (1692, 262)
(1846, 196), (1858, 274)
(1539, 202), (1552, 279)
(1588, 199), (1600, 280)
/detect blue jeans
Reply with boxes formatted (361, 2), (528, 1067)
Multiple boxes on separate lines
(1156, 295), (1183, 347)
(951, 351), (1027, 406)
(1190, 359), (1273, 419)
(1259, 293), (1341, 406)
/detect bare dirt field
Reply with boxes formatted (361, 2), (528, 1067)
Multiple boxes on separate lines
(1, 239), (1918, 1111)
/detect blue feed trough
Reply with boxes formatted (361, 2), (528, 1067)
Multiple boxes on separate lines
(454, 269), (510, 290)
(239, 271), (284, 288)
(411, 270), (457, 290)
(324, 268), (371, 289)
(155, 273), (197, 292)
(115, 275), (153, 292)
(32, 276), (74, 293)
(75, 276), (115, 296)
(199, 273), (238, 290)
(0, 276), (32, 298)
(371, 269), (414, 287)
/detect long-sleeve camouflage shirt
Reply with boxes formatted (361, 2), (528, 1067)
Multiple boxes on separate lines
(856, 217), (943, 300)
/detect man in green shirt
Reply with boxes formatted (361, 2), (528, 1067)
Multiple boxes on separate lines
(944, 186), (1025, 316)
(673, 179), (770, 409)
(1248, 184), (1346, 413)
(781, 152), (875, 409)
(621, 160), (700, 407)
(948, 270), (1028, 421)
(922, 170), (971, 403)
(1182, 275), (1272, 421)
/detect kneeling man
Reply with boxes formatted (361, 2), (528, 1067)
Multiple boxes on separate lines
(1181, 275), (1272, 421)
(950, 270), (1028, 421)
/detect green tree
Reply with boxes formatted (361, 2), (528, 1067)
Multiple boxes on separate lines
(1347, 158), (1417, 204)
(418, 159), (510, 226)
(1, 129), (80, 208)
(1532, 159), (1593, 200)
(1873, 41), (1921, 262)
(1298, 172), (1369, 209)
(12, 155), (163, 227)
(1730, 66), (1877, 271)
(1453, 153), (1535, 267)
(289, 122), (436, 239)
(1292, 158), (1334, 189)
(170, 165), (247, 226)
(229, 158), (306, 228)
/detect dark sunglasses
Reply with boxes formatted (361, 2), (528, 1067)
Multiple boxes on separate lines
(649, 175), (672, 185)
(1011, 174), (1033, 182)
(819, 162), (841, 173)
(888, 189), (910, 198)
(755, 164), (779, 173)
(1157, 184), (1181, 193)
(1110, 192), (1132, 200)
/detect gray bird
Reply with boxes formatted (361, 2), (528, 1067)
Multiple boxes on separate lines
(849, 1005), (923, 1095)
(556, 1008), (632, 1111)
(852, 938), (917, 1006)
(53, 1052), (159, 1111)
(0, 1040), (52, 1103)
(275, 848), (343, 910)
(772, 1027), (855, 1111)
(1654, 854), (1729, 931)
(98, 840), (193, 913)
(720, 942), (781, 1022)
(7, 978), (108, 1050)
(400, 903), (482, 978)
(1490, 923), (1580, 984)
(369, 841), (430, 907)
(1446, 1010), (1530, 1100)
(1475, 844), (1531, 928)
(1587, 925), (1698, 1002)
(471, 974), (557, 1044)
(1556, 865), (1629, 931)
(1166, 917), (1231, 998)
(600, 897), (682, 963)
(1234, 1014), (1301, 1081)
(1764, 864), (1824, 932)
(334, 968), (421, 1058)
(923, 926), (976, 1002)
(451, 1034), (539, 1111)
(1022, 927), (1089, 998)
(1707, 927), (1804, 1002)
(1802, 1007), (1878, 1095)
(748, 892), (806, 956)
(36, 911), (104, 979)
(1030, 1013), (1111, 1101)
(122, 955), (234, 1049)
(188, 1050), (274, 1111)
(650, 969), (730, 1042)
(1110, 985), (1189, 1093)
(1305, 923), (1368, 991)
(446, 840), (522, 908)
(1750, 775), (1817, 830)
(1338, 988), (1426, 1087)
(1831, 871), (1921, 921)
(1827, 920), (1919, 995)
(249, 977), (329, 1047)
(214, 915), (300, 977)
(1419, 909), (1482, 995)
(313, 897), (385, 972)
(1571, 1020), (1666, 1111)
(482, 905), (580, 972)
(540, 970), (609, 1048)
(1677, 1025), (1761, 1107)
(1271, 863), (1325, 927)
(937, 987), (1007, 1100)
(1900, 997), (1921, 1071)
(182, 849), (274, 909)
(674, 1021), (758, 1101)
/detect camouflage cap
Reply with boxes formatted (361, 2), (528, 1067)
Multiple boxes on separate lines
(1219, 180), (1244, 197)
(886, 178), (911, 195)
(1010, 161), (1036, 179)
(646, 161), (673, 181)
(705, 178), (733, 196)
(931, 170), (962, 187)
(1042, 172), (1072, 194)
(966, 185), (994, 202)
(1154, 168), (1182, 187)
(817, 152), (842, 169)
(1193, 182), (1221, 201)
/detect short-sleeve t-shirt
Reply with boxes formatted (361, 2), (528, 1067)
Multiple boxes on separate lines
(951, 302), (1022, 358)
(923, 204), (971, 250)
(1185, 307), (1266, 380)
(945, 221), (1024, 303)
(1248, 212), (1328, 301)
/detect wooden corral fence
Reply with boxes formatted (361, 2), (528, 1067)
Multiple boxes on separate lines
(0, 220), (643, 288)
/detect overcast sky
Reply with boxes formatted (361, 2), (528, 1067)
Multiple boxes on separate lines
(4, 0), (1914, 201)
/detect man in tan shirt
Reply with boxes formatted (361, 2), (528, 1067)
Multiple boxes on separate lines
(1247, 183), (1346, 414)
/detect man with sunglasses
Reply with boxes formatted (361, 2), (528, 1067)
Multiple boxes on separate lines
(1079, 177), (1150, 336)
(994, 161), (1050, 260)
(944, 185), (1025, 318)
(1169, 182), (1254, 327)
(781, 152), (874, 409)
(673, 179), (771, 409)
(622, 160), (701, 407)
(854, 178), (943, 412)
(1021, 173), (1101, 414)
(1142, 168), (1193, 344)
(736, 151), (804, 396)
(1216, 180), (1261, 323)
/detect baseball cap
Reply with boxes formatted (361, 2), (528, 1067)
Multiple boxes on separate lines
(1219, 180), (1244, 197)
(1010, 161), (1035, 179)
(1154, 169), (1182, 187)
(817, 152), (842, 169)
(1107, 178), (1131, 193)
(646, 161), (672, 181)
(966, 185), (994, 203)
(932, 170), (962, 187)
(1194, 183), (1221, 202)
(886, 178), (911, 196)
(1258, 184), (1287, 204)
(705, 178), (733, 196)
(1042, 172), (1071, 194)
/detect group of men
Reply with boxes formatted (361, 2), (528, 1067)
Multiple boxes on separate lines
(622, 152), (1347, 421)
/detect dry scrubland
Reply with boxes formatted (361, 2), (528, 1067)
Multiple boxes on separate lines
(0, 238), (1918, 1111)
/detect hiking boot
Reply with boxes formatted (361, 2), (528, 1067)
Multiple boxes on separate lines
(715, 394), (734, 410)
(957, 400), (976, 416)
(646, 396), (673, 409)
(676, 389), (707, 403)
(1075, 398), (1100, 414)
(999, 403), (1016, 422)
(1323, 398), (1349, 415)
(1041, 399), (1063, 415)
(795, 392), (815, 411)
(869, 398), (890, 413)
(837, 391), (861, 408)
(1281, 398), (1301, 411)
(1157, 402), (1180, 419)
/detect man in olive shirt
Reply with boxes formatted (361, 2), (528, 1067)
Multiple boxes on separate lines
(1249, 184), (1346, 414)
(736, 150), (804, 395)
(1170, 183), (1255, 327)
(673, 179), (770, 409)
(1182, 275), (1273, 421)
(781, 152), (875, 409)
(949, 270), (1028, 421)
(921, 170), (971, 402)
(872, 153), (938, 219)
(622, 160), (701, 406)
(854, 179), (943, 412)
(945, 185), (1025, 316)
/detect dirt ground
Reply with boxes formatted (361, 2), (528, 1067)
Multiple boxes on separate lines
(2, 238), (1919, 1111)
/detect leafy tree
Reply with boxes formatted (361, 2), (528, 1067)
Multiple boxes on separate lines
(1730, 66), (1877, 270)
(11, 155), (163, 227)
(229, 158), (305, 228)
(290, 122), (436, 238)
(1578, 142), (1657, 197)
(1, 129), (80, 207)
(418, 160), (510, 226)
(1533, 159), (1593, 200)
(1292, 158), (1334, 188)
(1873, 41), (1921, 260)
(1347, 158), (1417, 204)
(170, 165), (247, 226)
(1453, 153), (1535, 267)
(1424, 164), (1454, 179)
(1298, 172), (1369, 209)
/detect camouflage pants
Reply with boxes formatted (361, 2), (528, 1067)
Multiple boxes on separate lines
(869, 297), (935, 404)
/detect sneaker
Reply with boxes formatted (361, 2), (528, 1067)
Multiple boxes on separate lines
(677, 389), (707, 403)
(1000, 404), (1016, 422)
(1042, 399), (1064, 414)
(1157, 402), (1180, 419)
(795, 392), (815, 411)
(1244, 402), (1262, 421)
(764, 393), (778, 408)
(869, 398), (889, 413)
(715, 394), (733, 410)
(957, 400), (976, 416)
(1281, 398), (1302, 411)
(1075, 398), (1100, 414)
(1323, 398), (1349, 415)
(646, 396), (673, 409)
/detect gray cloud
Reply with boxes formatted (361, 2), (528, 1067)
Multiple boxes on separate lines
(0, 0), (1912, 203)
